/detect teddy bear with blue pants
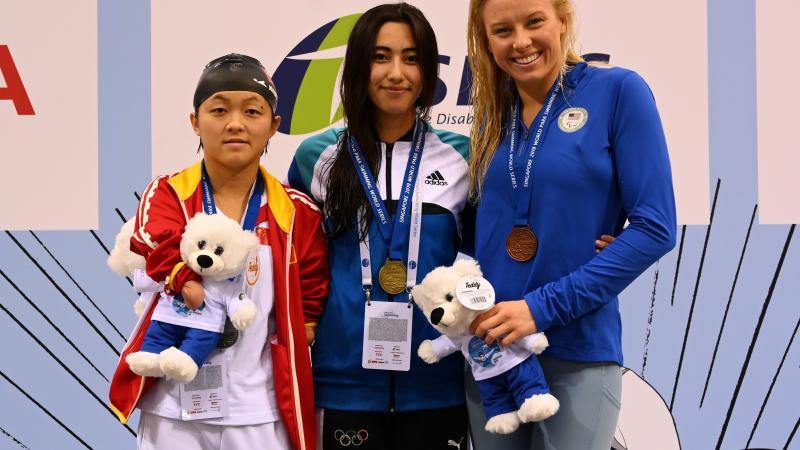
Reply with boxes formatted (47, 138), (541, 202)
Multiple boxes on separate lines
(412, 259), (559, 434)
(124, 213), (260, 383)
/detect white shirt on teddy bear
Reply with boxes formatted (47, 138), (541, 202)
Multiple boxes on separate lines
(150, 277), (242, 333)
(431, 332), (544, 381)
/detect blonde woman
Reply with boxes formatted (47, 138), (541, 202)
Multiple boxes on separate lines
(466, 0), (677, 448)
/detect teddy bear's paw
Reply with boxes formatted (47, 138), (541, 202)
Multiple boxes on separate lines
(159, 347), (199, 383)
(230, 302), (258, 330)
(417, 340), (440, 364)
(528, 333), (550, 355)
(485, 412), (521, 434)
(126, 351), (164, 377)
(517, 393), (560, 423)
(133, 298), (148, 318)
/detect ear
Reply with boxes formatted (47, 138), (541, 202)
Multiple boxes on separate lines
(453, 259), (481, 277)
(190, 111), (200, 136)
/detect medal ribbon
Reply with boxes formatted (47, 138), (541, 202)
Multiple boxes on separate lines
(348, 120), (426, 261)
(201, 160), (264, 232)
(508, 81), (560, 226)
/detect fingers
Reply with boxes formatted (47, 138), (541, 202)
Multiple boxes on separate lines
(485, 323), (512, 346)
(500, 330), (523, 347)
(595, 234), (617, 253)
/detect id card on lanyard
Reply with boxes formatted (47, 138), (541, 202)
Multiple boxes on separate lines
(354, 124), (425, 371)
(179, 362), (228, 420)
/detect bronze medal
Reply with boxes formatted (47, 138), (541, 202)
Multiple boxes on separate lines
(506, 226), (538, 262)
(378, 259), (407, 295)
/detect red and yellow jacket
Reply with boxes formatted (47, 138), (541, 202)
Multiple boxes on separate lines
(109, 161), (329, 450)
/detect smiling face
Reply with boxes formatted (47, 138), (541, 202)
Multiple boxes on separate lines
(368, 21), (423, 127)
(482, 0), (566, 94)
(190, 91), (281, 173)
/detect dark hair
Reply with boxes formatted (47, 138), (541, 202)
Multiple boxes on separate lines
(324, 2), (439, 239)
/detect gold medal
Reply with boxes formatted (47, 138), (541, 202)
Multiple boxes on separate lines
(506, 226), (538, 262)
(378, 259), (407, 295)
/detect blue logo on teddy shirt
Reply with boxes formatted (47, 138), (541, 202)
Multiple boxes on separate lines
(468, 336), (502, 367)
(172, 294), (205, 317)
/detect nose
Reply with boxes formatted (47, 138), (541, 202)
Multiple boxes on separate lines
(430, 307), (444, 325)
(387, 57), (404, 81)
(513, 29), (532, 52)
(196, 254), (213, 269)
(226, 112), (245, 132)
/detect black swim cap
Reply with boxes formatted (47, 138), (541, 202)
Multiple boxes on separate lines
(193, 53), (278, 112)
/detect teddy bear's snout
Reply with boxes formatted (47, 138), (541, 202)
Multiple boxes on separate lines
(430, 307), (445, 325)
(196, 254), (214, 269)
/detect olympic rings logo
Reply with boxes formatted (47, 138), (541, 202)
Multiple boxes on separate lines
(334, 429), (369, 447)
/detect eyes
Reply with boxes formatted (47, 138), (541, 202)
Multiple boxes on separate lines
(373, 51), (419, 64)
(197, 240), (224, 255)
(445, 293), (454, 302)
(208, 107), (262, 117)
(490, 17), (545, 35)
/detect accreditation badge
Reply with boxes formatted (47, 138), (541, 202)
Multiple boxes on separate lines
(558, 107), (589, 133)
(179, 362), (227, 420)
(362, 300), (413, 371)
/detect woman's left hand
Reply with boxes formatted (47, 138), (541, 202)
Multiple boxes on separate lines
(469, 300), (538, 347)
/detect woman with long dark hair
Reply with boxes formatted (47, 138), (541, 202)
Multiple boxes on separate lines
(288, 3), (471, 448)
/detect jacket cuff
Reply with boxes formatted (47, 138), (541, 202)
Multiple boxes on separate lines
(165, 262), (201, 295)
(524, 290), (554, 333)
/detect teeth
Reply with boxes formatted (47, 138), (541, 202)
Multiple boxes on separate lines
(514, 53), (540, 64)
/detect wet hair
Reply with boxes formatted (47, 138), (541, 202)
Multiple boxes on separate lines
(467, 0), (582, 201)
(324, 2), (439, 239)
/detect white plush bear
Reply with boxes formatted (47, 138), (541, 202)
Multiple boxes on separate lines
(412, 259), (559, 434)
(107, 218), (162, 317)
(125, 213), (259, 383)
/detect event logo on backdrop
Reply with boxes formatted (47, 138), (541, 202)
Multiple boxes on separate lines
(0, 45), (35, 115)
(272, 14), (474, 136)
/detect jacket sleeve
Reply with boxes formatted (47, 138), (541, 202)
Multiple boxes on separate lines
(131, 175), (202, 295)
(289, 190), (330, 326)
(525, 71), (677, 331)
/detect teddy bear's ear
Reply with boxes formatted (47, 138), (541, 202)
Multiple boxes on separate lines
(453, 259), (481, 277)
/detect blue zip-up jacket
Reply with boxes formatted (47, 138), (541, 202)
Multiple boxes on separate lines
(289, 125), (471, 412)
(475, 62), (677, 365)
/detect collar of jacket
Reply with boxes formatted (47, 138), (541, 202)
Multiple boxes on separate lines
(166, 161), (294, 233)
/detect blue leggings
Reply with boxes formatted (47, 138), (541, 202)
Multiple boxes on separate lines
(467, 355), (622, 450)
(140, 320), (221, 368)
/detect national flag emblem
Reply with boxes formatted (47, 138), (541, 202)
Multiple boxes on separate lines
(558, 107), (589, 133)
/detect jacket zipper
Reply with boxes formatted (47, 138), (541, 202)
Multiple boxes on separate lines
(384, 141), (397, 413)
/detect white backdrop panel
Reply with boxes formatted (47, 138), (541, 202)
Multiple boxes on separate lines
(0, 0), (98, 230)
(152, 1), (709, 225)
(756, 0), (800, 224)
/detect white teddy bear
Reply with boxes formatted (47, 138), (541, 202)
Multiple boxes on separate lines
(107, 218), (162, 317)
(124, 213), (259, 383)
(412, 259), (559, 434)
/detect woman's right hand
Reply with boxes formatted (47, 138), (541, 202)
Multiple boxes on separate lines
(181, 280), (205, 309)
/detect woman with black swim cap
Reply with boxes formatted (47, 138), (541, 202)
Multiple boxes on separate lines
(110, 53), (330, 450)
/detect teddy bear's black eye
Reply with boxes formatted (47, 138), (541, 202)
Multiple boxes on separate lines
(445, 293), (454, 302)
(198, 240), (206, 250)
(214, 246), (224, 256)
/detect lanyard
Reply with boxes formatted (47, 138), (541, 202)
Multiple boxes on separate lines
(348, 120), (426, 261)
(358, 172), (423, 301)
(200, 160), (264, 232)
(508, 82), (560, 226)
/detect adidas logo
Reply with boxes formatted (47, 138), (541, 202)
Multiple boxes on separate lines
(424, 170), (448, 186)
